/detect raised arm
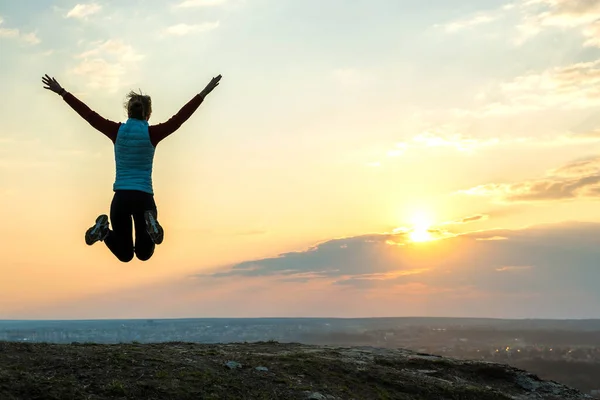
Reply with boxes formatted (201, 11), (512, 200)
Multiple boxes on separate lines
(42, 74), (120, 143)
(149, 74), (222, 146)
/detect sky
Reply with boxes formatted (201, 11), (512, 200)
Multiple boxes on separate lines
(1, 0), (600, 320)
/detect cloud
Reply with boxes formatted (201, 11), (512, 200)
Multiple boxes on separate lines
(459, 177), (600, 202)
(370, 126), (599, 170)
(442, 214), (489, 225)
(473, 59), (600, 115)
(189, 221), (600, 309)
(438, 13), (501, 33)
(65, 3), (102, 19)
(549, 156), (600, 177)
(194, 220), (600, 290)
(476, 236), (509, 241)
(0, 16), (40, 45)
(410, 131), (500, 151)
(197, 232), (415, 280)
(459, 156), (600, 202)
(0, 27), (18, 38)
(70, 39), (144, 92)
(0, 16), (18, 38)
(460, 215), (488, 223)
(582, 21), (600, 47)
(175, 0), (228, 7)
(22, 221), (600, 319)
(443, 14), (498, 32)
(374, 130), (499, 164)
(332, 269), (431, 289)
(517, 0), (600, 46)
(21, 32), (40, 45)
(162, 22), (220, 36)
(539, 131), (600, 145)
(436, 3), (516, 33)
(438, 1), (600, 49)
(496, 265), (534, 272)
(77, 39), (144, 62)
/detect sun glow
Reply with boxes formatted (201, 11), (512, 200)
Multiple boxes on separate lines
(409, 212), (434, 243)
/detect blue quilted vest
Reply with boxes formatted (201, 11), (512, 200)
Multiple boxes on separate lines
(113, 118), (155, 194)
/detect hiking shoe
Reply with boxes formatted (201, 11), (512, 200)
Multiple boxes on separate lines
(85, 214), (109, 245)
(144, 210), (164, 245)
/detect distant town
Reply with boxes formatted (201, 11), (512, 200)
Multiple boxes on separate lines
(1, 317), (599, 397)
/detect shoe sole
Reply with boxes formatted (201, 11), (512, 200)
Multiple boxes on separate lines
(144, 210), (164, 245)
(85, 214), (109, 246)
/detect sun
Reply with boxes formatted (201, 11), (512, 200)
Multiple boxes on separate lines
(408, 212), (434, 243)
(410, 227), (433, 243)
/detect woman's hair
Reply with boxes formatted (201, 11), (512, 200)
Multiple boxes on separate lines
(124, 90), (152, 120)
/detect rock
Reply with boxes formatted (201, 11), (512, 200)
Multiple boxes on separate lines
(306, 392), (326, 400)
(417, 369), (438, 375)
(225, 360), (242, 369)
(515, 374), (541, 392)
(255, 366), (269, 372)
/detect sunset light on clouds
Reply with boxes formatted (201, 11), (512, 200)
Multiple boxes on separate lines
(1, 0), (600, 319)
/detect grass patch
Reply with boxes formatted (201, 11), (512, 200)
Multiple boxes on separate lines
(0, 342), (586, 400)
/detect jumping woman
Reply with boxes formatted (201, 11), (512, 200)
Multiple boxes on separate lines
(42, 73), (222, 262)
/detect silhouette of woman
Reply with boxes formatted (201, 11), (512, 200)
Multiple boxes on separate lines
(42, 73), (222, 262)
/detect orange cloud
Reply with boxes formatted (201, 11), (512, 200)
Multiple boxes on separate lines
(459, 156), (600, 202)
(495, 265), (534, 272)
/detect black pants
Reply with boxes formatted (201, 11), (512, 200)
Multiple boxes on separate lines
(104, 190), (157, 262)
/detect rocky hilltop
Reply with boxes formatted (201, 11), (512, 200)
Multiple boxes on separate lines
(0, 341), (592, 399)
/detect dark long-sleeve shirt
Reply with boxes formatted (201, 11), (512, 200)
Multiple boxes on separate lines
(62, 92), (205, 147)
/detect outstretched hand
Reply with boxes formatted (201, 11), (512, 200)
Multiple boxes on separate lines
(200, 74), (222, 97)
(42, 74), (65, 95)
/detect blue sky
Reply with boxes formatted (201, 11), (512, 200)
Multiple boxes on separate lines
(1, 0), (600, 319)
